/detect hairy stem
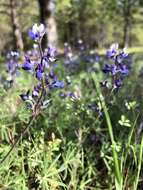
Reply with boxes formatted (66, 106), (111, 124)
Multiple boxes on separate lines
(0, 116), (34, 164)
(0, 40), (45, 164)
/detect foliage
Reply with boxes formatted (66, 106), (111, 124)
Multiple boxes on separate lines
(0, 32), (143, 189)
(0, 1), (143, 189)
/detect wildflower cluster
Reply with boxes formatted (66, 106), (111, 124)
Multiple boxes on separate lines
(64, 40), (100, 74)
(102, 43), (131, 90)
(64, 42), (80, 73)
(6, 51), (20, 76)
(0, 51), (21, 89)
(20, 24), (64, 115)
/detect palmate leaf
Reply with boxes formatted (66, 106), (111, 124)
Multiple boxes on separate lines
(125, 101), (137, 110)
(118, 115), (131, 127)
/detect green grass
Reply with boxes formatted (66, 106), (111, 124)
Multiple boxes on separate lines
(0, 54), (143, 189)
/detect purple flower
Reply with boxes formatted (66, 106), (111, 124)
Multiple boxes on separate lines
(35, 63), (44, 80)
(103, 64), (119, 74)
(120, 65), (129, 75)
(110, 65), (119, 75)
(32, 84), (42, 97)
(116, 52), (128, 64)
(32, 90), (39, 97)
(29, 24), (45, 41)
(6, 51), (20, 75)
(43, 47), (57, 64)
(102, 64), (111, 73)
(36, 69), (43, 80)
(47, 46), (57, 58)
(114, 79), (123, 89)
(106, 49), (116, 58)
(22, 57), (33, 71)
(20, 90), (30, 101)
(49, 71), (58, 81)
(95, 54), (100, 62)
(121, 48), (128, 58)
(45, 75), (49, 85)
(59, 92), (66, 98)
(106, 43), (118, 58)
(51, 80), (64, 89)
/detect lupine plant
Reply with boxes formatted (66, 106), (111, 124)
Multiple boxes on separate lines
(63, 40), (100, 75)
(6, 51), (20, 76)
(1, 51), (20, 89)
(1, 24), (143, 190)
(102, 43), (131, 91)
(0, 23), (64, 164)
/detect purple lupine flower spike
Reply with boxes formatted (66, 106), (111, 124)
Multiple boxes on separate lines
(29, 24), (45, 41)
(102, 43), (131, 91)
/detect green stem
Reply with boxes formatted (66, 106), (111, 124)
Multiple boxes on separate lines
(0, 116), (34, 164)
(92, 73), (122, 189)
(0, 40), (45, 164)
(134, 135), (143, 190)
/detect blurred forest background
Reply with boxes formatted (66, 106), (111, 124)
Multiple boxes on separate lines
(0, 0), (143, 54)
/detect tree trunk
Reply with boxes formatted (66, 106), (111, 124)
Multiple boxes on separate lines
(123, 18), (130, 47)
(10, 0), (24, 52)
(38, 0), (58, 49)
(122, 0), (132, 47)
